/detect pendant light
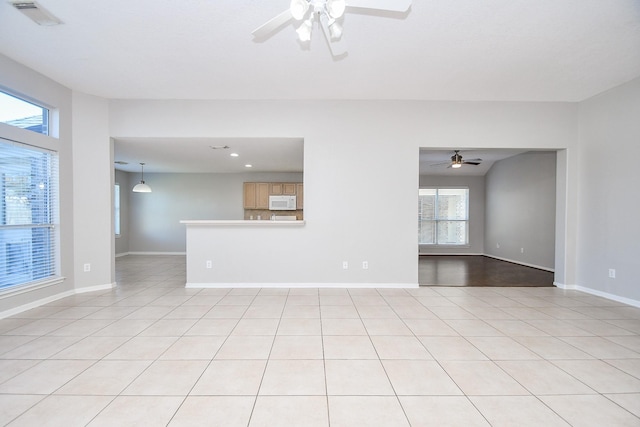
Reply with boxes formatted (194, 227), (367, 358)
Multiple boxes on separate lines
(132, 162), (152, 193)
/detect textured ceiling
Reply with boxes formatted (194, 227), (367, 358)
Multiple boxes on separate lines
(1, 0), (639, 102)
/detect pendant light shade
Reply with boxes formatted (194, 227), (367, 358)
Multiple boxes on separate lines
(133, 162), (152, 193)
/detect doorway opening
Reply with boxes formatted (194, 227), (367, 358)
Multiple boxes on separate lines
(418, 149), (562, 287)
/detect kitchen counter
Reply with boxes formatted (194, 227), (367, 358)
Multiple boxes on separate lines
(180, 220), (305, 227)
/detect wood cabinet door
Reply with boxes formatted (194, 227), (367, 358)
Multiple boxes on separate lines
(270, 183), (283, 195)
(243, 182), (256, 209)
(283, 183), (297, 195)
(296, 183), (303, 210)
(256, 183), (270, 209)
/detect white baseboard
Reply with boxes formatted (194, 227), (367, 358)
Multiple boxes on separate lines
(419, 252), (484, 256)
(0, 281), (115, 319)
(75, 282), (115, 294)
(127, 251), (186, 256)
(557, 284), (640, 308)
(115, 252), (129, 258)
(482, 254), (555, 272)
(186, 282), (419, 289)
(0, 288), (75, 319)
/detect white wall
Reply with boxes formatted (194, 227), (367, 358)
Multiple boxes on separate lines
(71, 92), (114, 290)
(418, 175), (485, 255)
(110, 100), (578, 286)
(5, 52), (640, 310)
(484, 151), (557, 270)
(577, 76), (640, 303)
(0, 54), (75, 314)
(127, 172), (303, 253)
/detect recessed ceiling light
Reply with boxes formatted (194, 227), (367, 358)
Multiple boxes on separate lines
(230, 153), (239, 157)
(245, 164), (252, 168)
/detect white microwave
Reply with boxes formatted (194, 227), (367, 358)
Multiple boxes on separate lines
(269, 195), (296, 210)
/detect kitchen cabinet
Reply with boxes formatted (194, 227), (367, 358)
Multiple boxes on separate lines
(243, 182), (256, 209)
(296, 183), (303, 210)
(270, 183), (283, 195)
(244, 182), (303, 210)
(244, 182), (270, 209)
(256, 183), (269, 209)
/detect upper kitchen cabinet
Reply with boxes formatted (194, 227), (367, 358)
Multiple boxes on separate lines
(283, 183), (297, 195)
(270, 182), (296, 195)
(270, 183), (283, 195)
(243, 182), (256, 209)
(296, 183), (303, 210)
(243, 182), (270, 209)
(244, 182), (303, 210)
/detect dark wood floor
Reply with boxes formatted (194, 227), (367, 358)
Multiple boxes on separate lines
(419, 255), (555, 287)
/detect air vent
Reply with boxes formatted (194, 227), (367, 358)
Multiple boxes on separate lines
(11, 1), (62, 26)
(114, 161), (129, 165)
(13, 2), (37, 9)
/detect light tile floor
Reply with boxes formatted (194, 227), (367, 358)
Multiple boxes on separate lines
(0, 255), (639, 426)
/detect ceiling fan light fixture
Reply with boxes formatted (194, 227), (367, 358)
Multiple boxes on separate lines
(329, 19), (343, 40)
(326, 0), (346, 19)
(290, 0), (310, 20)
(450, 151), (464, 168)
(296, 19), (313, 41)
(132, 162), (152, 193)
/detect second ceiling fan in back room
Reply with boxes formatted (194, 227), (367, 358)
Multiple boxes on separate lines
(430, 150), (483, 169)
(252, 0), (412, 58)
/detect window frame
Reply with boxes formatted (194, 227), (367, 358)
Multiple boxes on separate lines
(114, 183), (121, 237)
(0, 89), (60, 296)
(0, 90), (50, 136)
(418, 187), (470, 246)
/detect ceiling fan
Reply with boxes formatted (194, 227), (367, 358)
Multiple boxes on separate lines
(252, 0), (412, 57)
(430, 150), (483, 169)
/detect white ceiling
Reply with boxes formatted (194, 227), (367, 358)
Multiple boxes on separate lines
(2, 1), (638, 175)
(114, 138), (304, 174)
(1, 0), (639, 102)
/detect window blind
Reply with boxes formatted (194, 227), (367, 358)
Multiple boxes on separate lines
(419, 188), (469, 245)
(0, 139), (59, 290)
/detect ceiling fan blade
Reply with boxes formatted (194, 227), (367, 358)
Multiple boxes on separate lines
(429, 162), (451, 167)
(319, 14), (348, 57)
(252, 9), (293, 40)
(463, 162), (481, 165)
(346, 0), (411, 12)
(464, 158), (483, 162)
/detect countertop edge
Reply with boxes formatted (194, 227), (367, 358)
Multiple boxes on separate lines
(180, 220), (305, 226)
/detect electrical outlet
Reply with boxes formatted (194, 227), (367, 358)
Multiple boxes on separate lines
(343, 261), (348, 270)
(83, 263), (90, 272)
(362, 261), (369, 270)
(608, 269), (616, 279)
(496, 243), (500, 249)
(520, 248), (524, 253)
(206, 260), (212, 269)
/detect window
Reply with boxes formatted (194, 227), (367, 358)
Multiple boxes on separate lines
(0, 91), (49, 135)
(0, 139), (59, 290)
(114, 183), (121, 236)
(419, 188), (469, 245)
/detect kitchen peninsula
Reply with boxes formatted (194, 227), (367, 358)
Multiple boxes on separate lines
(180, 219), (306, 288)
